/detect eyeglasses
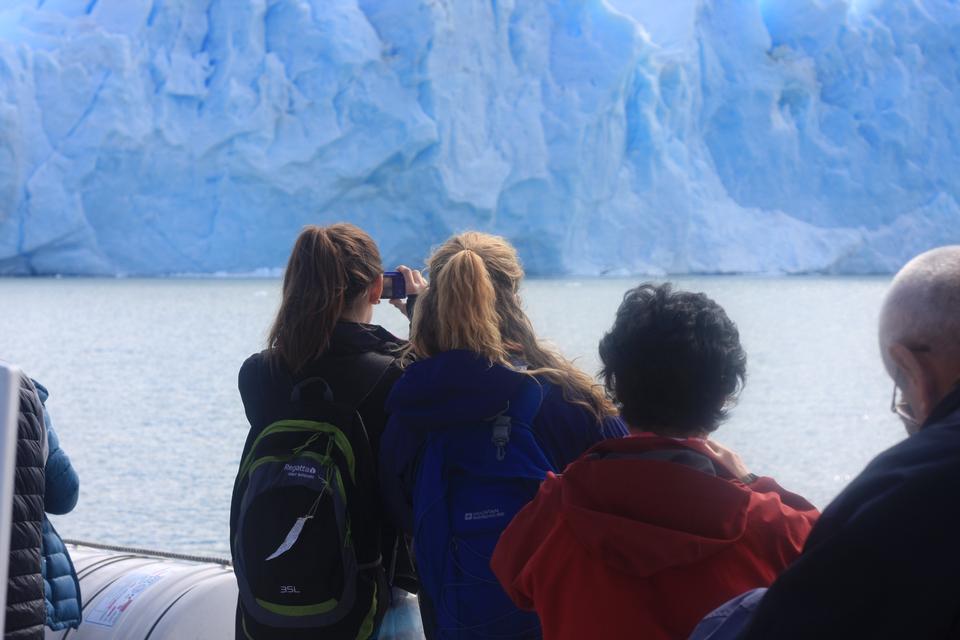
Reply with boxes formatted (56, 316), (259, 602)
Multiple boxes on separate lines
(889, 344), (931, 432)
(890, 381), (919, 430)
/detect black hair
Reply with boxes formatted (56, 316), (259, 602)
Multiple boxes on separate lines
(598, 283), (747, 436)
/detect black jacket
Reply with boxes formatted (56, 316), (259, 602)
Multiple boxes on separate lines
(6, 375), (46, 640)
(741, 384), (960, 639)
(230, 322), (414, 638)
(233, 322), (406, 468)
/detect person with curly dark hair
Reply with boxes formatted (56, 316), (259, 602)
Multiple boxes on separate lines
(492, 282), (819, 640)
(598, 283), (747, 438)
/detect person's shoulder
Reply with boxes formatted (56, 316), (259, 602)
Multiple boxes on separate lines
(367, 324), (406, 352)
(328, 324), (405, 375)
(239, 350), (271, 381)
(357, 346), (403, 372)
(377, 357), (405, 388)
(238, 350), (280, 400)
(600, 414), (628, 438)
(14, 376), (44, 458)
(29, 378), (49, 404)
(354, 352), (404, 414)
(816, 424), (960, 533)
(860, 421), (960, 485)
(537, 379), (569, 407)
(17, 374), (43, 419)
(536, 382), (609, 428)
(241, 349), (269, 369)
(332, 322), (406, 357)
(530, 383), (581, 428)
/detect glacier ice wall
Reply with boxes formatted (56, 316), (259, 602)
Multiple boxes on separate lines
(0, 0), (959, 275)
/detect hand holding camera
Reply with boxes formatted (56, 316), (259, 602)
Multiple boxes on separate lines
(385, 265), (428, 318)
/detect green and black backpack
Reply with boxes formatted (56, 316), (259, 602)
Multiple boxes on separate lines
(234, 356), (391, 639)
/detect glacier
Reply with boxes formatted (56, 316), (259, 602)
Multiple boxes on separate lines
(0, 0), (959, 276)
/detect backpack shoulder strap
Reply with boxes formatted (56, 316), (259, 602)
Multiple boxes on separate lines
(344, 351), (397, 411)
(503, 376), (548, 426)
(290, 351), (396, 411)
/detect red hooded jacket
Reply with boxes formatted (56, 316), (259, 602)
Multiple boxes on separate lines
(491, 435), (819, 640)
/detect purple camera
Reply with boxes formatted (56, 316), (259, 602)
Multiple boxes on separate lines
(381, 271), (406, 299)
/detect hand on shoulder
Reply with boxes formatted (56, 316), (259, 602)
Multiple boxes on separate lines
(705, 439), (754, 483)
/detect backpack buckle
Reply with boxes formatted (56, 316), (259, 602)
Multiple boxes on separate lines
(491, 415), (512, 461)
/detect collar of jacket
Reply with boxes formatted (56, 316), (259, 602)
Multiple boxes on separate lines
(921, 380), (960, 430)
(326, 321), (404, 357)
(386, 350), (531, 431)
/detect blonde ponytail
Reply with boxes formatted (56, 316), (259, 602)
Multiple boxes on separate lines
(411, 231), (616, 423)
(411, 248), (509, 363)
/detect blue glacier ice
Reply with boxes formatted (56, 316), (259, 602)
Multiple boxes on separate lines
(0, 0), (958, 276)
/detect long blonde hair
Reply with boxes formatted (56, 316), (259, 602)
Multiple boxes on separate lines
(410, 231), (615, 422)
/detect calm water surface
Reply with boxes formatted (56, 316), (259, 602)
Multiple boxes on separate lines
(0, 277), (900, 555)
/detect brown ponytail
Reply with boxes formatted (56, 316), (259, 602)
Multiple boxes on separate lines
(268, 223), (382, 374)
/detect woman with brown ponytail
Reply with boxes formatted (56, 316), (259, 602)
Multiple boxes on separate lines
(229, 223), (425, 640)
(379, 231), (627, 639)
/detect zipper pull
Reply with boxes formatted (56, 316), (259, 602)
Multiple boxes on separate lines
(491, 415), (512, 461)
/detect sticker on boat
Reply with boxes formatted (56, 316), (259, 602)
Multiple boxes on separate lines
(86, 570), (169, 627)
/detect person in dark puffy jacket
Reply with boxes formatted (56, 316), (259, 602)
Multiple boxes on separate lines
(5, 374), (45, 640)
(32, 381), (81, 631)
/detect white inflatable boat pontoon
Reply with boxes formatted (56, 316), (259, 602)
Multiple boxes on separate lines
(47, 541), (424, 640)
(50, 541), (236, 639)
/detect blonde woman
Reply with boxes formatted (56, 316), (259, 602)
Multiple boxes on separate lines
(379, 232), (626, 639)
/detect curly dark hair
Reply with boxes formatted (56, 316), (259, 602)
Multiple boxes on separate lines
(599, 283), (747, 436)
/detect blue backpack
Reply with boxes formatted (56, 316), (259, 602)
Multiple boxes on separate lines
(412, 377), (554, 639)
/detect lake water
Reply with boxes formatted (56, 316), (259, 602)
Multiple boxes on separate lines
(0, 277), (900, 556)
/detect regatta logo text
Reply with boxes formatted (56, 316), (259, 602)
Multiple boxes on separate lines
(464, 508), (505, 521)
(284, 464), (318, 479)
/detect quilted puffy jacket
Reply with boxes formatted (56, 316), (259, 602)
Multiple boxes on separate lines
(5, 375), (46, 640)
(33, 381), (81, 631)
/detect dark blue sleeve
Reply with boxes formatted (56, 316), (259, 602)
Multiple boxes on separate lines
(378, 415), (422, 536)
(43, 415), (80, 515)
(532, 386), (625, 472)
(689, 589), (767, 640)
(600, 415), (629, 439)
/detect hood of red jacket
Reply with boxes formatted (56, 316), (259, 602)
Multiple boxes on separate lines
(556, 436), (754, 578)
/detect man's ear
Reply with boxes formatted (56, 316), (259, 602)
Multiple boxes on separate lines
(367, 273), (384, 304)
(888, 342), (938, 421)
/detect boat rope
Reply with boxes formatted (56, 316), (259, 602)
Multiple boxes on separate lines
(62, 538), (232, 566)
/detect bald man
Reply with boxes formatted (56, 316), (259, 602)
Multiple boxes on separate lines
(719, 246), (960, 638)
(880, 246), (960, 434)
